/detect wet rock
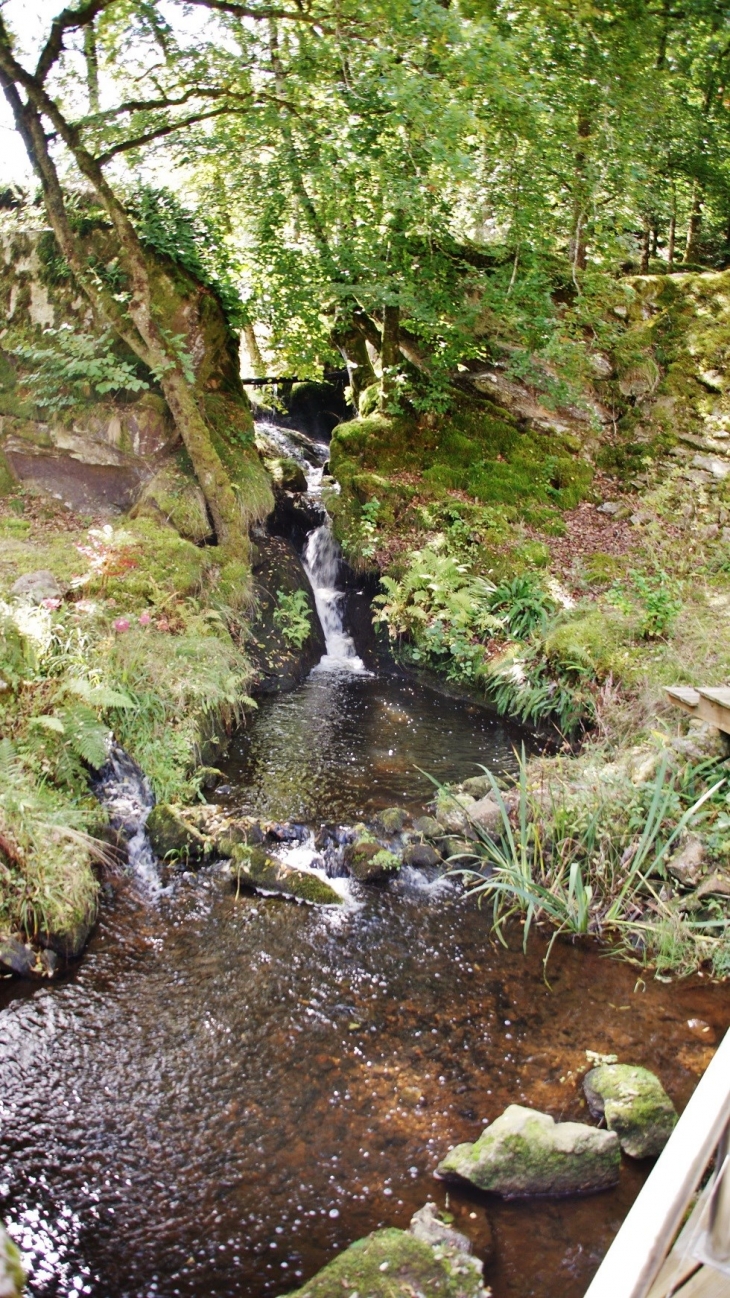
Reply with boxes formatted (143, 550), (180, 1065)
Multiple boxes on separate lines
(0, 936), (39, 977)
(40, 905), (97, 960)
(433, 791), (477, 836)
(468, 794), (505, 836)
(11, 568), (64, 603)
(583, 1064), (677, 1159)
(667, 833), (706, 888)
(437, 1104), (620, 1198)
(440, 838), (480, 862)
(410, 1202), (472, 1254)
(289, 1226), (488, 1298)
(231, 845), (343, 904)
(344, 836), (401, 882)
(460, 775), (491, 799)
(412, 815), (444, 839)
(375, 806), (408, 835)
(146, 804), (208, 863)
(403, 842), (442, 869)
(0, 1222), (24, 1298)
(267, 455), (308, 493)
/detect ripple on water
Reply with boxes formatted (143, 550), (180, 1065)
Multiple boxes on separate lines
(0, 878), (726, 1298)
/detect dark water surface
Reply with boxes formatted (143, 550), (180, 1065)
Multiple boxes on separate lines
(1, 676), (728, 1298)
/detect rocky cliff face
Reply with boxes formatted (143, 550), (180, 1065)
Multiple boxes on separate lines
(0, 216), (269, 530)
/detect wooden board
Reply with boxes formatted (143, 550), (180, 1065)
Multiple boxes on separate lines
(675, 1266), (730, 1297)
(665, 686), (730, 734)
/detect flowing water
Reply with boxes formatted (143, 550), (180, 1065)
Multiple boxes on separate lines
(1, 418), (728, 1298)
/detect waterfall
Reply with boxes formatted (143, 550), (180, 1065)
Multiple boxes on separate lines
(93, 746), (161, 893)
(303, 525), (368, 673)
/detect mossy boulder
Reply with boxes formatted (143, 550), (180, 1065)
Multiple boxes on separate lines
(375, 806), (408, 834)
(437, 1104), (620, 1198)
(344, 831), (401, 882)
(287, 1226), (487, 1298)
(146, 803), (209, 862)
(583, 1064), (678, 1159)
(231, 844), (343, 904)
(267, 456), (308, 493)
(412, 814), (444, 839)
(403, 842), (442, 868)
(0, 1222), (24, 1298)
(132, 460), (213, 544)
(434, 791), (477, 836)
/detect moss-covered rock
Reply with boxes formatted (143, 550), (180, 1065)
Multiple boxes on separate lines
(344, 831), (401, 882)
(287, 1226), (487, 1298)
(231, 844), (343, 904)
(583, 1064), (678, 1159)
(437, 1104), (620, 1198)
(146, 803), (209, 862)
(132, 460), (213, 543)
(375, 806), (408, 834)
(266, 456), (308, 493)
(412, 814), (444, 839)
(0, 1222), (24, 1298)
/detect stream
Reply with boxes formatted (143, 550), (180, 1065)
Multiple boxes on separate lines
(0, 414), (728, 1298)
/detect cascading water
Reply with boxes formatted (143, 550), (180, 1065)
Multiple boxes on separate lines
(254, 416), (369, 674)
(93, 745), (161, 893)
(303, 525), (368, 673)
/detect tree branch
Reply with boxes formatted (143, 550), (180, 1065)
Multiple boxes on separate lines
(96, 103), (241, 161)
(36, 0), (116, 83)
(183, 0), (325, 25)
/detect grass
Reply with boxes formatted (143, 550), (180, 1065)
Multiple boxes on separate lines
(0, 498), (258, 948)
(439, 743), (730, 979)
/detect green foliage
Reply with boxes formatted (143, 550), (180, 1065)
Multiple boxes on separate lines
(444, 749), (727, 977)
(359, 497), (382, 561)
(11, 325), (149, 413)
(486, 646), (596, 734)
(608, 569), (682, 639)
(489, 574), (557, 640)
(272, 589), (313, 649)
(373, 545), (499, 684)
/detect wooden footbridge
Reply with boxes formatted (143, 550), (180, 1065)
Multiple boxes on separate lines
(665, 686), (730, 734)
(585, 1029), (730, 1298)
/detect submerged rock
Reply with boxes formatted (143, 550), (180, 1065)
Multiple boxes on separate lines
(437, 1104), (620, 1198)
(288, 1226), (488, 1297)
(0, 1222), (24, 1298)
(231, 845), (343, 905)
(409, 1202), (472, 1254)
(146, 803), (208, 862)
(583, 1064), (678, 1158)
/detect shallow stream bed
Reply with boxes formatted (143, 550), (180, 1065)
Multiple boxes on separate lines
(1, 672), (728, 1298)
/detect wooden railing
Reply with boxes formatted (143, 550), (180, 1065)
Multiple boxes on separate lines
(584, 1028), (730, 1298)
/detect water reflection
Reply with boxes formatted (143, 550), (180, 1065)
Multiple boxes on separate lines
(219, 672), (523, 823)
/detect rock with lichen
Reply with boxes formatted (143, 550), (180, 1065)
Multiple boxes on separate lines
(287, 1226), (488, 1297)
(437, 1104), (620, 1198)
(583, 1064), (677, 1158)
(409, 1203), (472, 1254)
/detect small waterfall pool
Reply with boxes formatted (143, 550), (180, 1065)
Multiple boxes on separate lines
(0, 416), (728, 1298)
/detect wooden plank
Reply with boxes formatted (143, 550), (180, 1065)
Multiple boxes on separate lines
(699, 688), (730, 708)
(694, 696), (730, 735)
(665, 687), (701, 712)
(646, 1252), (701, 1298)
(675, 1266), (730, 1298)
(583, 1030), (730, 1298)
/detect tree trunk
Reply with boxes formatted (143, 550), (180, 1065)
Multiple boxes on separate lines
(379, 304), (400, 410)
(242, 321), (266, 378)
(570, 112), (591, 273)
(0, 50), (247, 555)
(83, 25), (99, 113)
(332, 322), (377, 406)
(640, 219), (651, 274)
(685, 185), (703, 263)
(668, 213), (676, 270)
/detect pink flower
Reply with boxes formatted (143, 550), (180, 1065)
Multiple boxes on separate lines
(138, 611), (151, 626)
(41, 597), (61, 610)
(113, 617), (130, 633)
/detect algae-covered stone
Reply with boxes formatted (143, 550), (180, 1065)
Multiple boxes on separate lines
(461, 775), (491, 800)
(146, 803), (208, 862)
(231, 845), (343, 905)
(583, 1064), (678, 1159)
(437, 1104), (620, 1198)
(413, 814), (444, 839)
(344, 837), (401, 882)
(288, 1226), (487, 1298)
(0, 1223), (24, 1298)
(375, 806), (408, 835)
(434, 791), (476, 836)
(403, 842), (441, 869)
